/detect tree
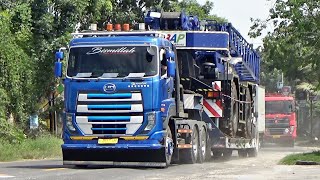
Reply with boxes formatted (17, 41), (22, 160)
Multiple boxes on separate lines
(250, 0), (320, 90)
(171, 0), (227, 22)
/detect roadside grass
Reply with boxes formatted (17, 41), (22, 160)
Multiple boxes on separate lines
(0, 135), (62, 162)
(279, 151), (320, 165)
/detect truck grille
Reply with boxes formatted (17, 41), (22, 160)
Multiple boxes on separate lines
(265, 118), (289, 128)
(76, 92), (143, 135)
(269, 128), (286, 135)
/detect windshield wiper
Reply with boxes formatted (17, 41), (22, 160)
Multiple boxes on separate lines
(122, 73), (145, 80)
(99, 73), (119, 78)
(75, 72), (93, 78)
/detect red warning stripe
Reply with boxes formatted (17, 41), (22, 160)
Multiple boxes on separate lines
(203, 99), (220, 117)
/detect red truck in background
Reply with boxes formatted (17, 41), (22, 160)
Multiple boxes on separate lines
(264, 93), (297, 147)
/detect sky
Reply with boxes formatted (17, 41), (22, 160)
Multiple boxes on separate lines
(198, 0), (276, 47)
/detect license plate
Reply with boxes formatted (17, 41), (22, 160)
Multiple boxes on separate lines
(272, 135), (281, 139)
(98, 138), (118, 144)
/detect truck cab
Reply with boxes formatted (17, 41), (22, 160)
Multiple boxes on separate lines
(264, 94), (297, 146)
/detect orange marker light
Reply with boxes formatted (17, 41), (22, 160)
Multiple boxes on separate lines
(207, 91), (214, 98)
(115, 24), (121, 31)
(106, 24), (113, 31)
(123, 24), (130, 31)
(207, 91), (220, 98)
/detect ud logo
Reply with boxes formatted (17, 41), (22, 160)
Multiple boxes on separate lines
(103, 83), (116, 93)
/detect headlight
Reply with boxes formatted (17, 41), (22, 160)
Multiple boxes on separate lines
(144, 111), (156, 131)
(66, 113), (76, 132)
(284, 128), (290, 134)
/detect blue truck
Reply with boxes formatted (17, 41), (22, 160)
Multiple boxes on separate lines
(54, 11), (265, 167)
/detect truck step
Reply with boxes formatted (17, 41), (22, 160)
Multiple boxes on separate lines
(177, 144), (192, 149)
(177, 129), (193, 133)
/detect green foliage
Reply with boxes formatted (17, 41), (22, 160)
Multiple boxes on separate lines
(0, 134), (62, 161)
(279, 151), (320, 165)
(250, 0), (320, 90)
(172, 0), (227, 22)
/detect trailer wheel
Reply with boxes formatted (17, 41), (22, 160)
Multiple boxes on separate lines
(180, 125), (199, 164)
(238, 149), (248, 158)
(212, 151), (223, 159)
(248, 137), (259, 157)
(198, 126), (207, 163)
(222, 149), (232, 160)
(230, 81), (239, 137)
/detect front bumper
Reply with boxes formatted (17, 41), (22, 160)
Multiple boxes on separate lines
(62, 139), (167, 167)
(263, 135), (295, 142)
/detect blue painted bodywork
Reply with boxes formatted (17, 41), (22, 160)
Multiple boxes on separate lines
(62, 36), (175, 152)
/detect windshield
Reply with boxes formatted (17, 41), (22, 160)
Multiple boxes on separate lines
(67, 46), (158, 78)
(265, 100), (293, 114)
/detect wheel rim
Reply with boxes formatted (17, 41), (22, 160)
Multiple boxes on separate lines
(201, 128), (206, 158)
(192, 129), (199, 158)
(165, 129), (173, 162)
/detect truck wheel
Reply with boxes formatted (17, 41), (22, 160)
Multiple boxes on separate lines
(230, 81), (239, 137)
(180, 125), (199, 164)
(164, 127), (174, 166)
(247, 148), (258, 157)
(238, 149), (248, 158)
(248, 137), (259, 157)
(222, 149), (232, 160)
(212, 151), (223, 159)
(245, 87), (253, 138)
(197, 126), (207, 163)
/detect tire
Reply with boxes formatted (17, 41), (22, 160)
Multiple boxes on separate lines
(238, 149), (248, 158)
(164, 127), (174, 167)
(180, 125), (199, 164)
(221, 149), (232, 160)
(245, 88), (253, 138)
(248, 133), (259, 157)
(230, 81), (239, 137)
(247, 148), (258, 157)
(75, 165), (88, 168)
(198, 126), (207, 163)
(212, 151), (223, 159)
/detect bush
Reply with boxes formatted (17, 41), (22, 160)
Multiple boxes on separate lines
(0, 134), (62, 161)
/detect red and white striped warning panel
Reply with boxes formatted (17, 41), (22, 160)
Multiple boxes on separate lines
(212, 81), (221, 91)
(203, 99), (223, 117)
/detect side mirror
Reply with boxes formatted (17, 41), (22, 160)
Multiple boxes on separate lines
(166, 50), (175, 77)
(165, 50), (175, 60)
(55, 51), (64, 60)
(54, 62), (62, 77)
(54, 49), (65, 78)
(167, 61), (176, 77)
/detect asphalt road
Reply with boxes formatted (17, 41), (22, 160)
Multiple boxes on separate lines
(0, 145), (319, 180)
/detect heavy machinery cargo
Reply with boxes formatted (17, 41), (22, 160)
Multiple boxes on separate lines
(54, 10), (265, 167)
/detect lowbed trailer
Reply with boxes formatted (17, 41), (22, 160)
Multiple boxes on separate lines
(54, 10), (265, 167)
